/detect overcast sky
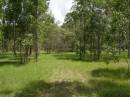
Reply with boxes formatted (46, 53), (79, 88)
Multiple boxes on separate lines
(49, 0), (74, 25)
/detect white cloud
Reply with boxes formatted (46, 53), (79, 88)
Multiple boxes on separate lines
(49, 0), (73, 25)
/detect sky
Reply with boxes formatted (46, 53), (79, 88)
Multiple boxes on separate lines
(49, 0), (74, 25)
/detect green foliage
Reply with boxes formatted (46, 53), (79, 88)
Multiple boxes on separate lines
(63, 0), (129, 61)
(21, 34), (33, 47)
(42, 24), (75, 53)
(0, 0), (50, 63)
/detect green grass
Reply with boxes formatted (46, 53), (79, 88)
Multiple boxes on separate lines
(0, 53), (130, 97)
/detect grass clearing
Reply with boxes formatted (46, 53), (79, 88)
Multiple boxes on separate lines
(0, 53), (130, 97)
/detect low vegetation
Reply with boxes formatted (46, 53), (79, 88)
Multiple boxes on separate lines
(0, 53), (130, 97)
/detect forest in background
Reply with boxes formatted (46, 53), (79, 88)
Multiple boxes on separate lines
(0, 0), (130, 64)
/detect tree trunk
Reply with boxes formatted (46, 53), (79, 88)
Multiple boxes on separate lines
(13, 21), (16, 56)
(128, 21), (130, 58)
(97, 33), (101, 60)
(33, 25), (38, 61)
(128, 0), (130, 58)
(33, 0), (39, 61)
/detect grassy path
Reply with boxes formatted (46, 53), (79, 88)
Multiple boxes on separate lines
(0, 53), (130, 97)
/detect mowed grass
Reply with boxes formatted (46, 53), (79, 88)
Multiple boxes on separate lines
(0, 53), (130, 97)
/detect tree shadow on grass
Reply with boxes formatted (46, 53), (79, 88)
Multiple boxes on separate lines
(53, 53), (79, 60)
(15, 80), (92, 97)
(0, 90), (13, 95)
(0, 57), (24, 67)
(89, 79), (130, 97)
(0, 55), (10, 59)
(0, 54), (25, 67)
(53, 53), (94, 62)
(15, 80), (130, 97)
(0, 53), (20, 59)
(0, 60), (22, 67)
(53, 53), (116, 62)
(91, 68), (130, 80)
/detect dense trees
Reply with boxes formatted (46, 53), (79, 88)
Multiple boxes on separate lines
(63, 0), (129, 61)
(0, 0), (129, 64)
(0, 0), (49, 63)
(0, 0), (75, 63)
(43, 25), (75, 53)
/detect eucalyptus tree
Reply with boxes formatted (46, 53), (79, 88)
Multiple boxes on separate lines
(0, 0), (49, 63)
(107, 0), (129, 57)
(64, 0), (108, 60)
(63, 0), (129, 61)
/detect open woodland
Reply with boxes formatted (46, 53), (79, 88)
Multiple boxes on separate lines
(0, 0), (130, 97)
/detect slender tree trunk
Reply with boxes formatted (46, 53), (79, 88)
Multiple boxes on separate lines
(79, 12), (83, 60)
(82, 11), (86, 58)
(128, 22), (130, 58)
(128, 0), (130, 58)
(2, 17), (5, 53)
(118, 31), (121, 55)
(90, 35), (93, 60)
(128, 24), (130, 58)
(13, 21), (16, 56)
(79, 39), (82, 60)
(97, 33), (101, 60)
(33, 24), (38, 61)
(33, 0), (39, 61)
(20, 45), (22, 63)
(83, 22), (86, 58)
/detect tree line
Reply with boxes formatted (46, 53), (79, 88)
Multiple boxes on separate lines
(0, 0), (50, 63)
(0, 0), (74, 63)
(63, 0), (130, 61)
(0, 0), (130, 64)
